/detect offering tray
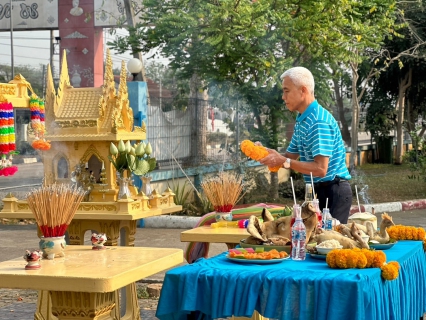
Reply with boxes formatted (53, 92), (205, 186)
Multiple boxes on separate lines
(369, 242), (397, 250)
(226, 255), (290, 264)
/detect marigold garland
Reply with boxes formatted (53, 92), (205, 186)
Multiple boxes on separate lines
(387, 225), (426, 241)
(240, 140), (281, 172)
(326, 248), (400, 281)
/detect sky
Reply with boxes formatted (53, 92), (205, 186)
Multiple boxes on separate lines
(0, 29), (168, 76)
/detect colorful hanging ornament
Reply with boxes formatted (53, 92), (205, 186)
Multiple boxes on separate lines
(0, 102), (16, 154)
(0, 154), (18, 176)
(30, 96), (51, 151)
(30, 96), (41, 136)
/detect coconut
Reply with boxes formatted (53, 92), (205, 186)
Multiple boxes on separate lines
(348, 211), (377, 230)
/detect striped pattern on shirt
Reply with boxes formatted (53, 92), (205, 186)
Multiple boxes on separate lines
(287, 100), (351, 183)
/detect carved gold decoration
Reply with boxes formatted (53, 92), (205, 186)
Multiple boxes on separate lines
(78, 204), (117, 211)
(81, 144), (105, 165)
(56, 50), (71, 112)
(131, 202), (141, 211)
(55, 119), (98, 128)
(50, 291), (116, 319)
(160, 197), (169, 205)
(0, 84), (16, 96)
(99, 49), (116, 126)
(17, 203), (30, 210)
(9, 74), (34, 97)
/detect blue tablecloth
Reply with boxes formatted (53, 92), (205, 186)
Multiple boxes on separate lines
(156, 241), (426, 320)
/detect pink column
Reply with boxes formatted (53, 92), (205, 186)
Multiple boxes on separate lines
(58, 0), (103, 88)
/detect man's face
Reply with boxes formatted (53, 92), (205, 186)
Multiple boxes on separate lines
(282, 77), (304, 112)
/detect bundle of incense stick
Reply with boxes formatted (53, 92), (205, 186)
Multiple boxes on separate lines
(201, 172), (246, 213)
(27, 184), (86, 237)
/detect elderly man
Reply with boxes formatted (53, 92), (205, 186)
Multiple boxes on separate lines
(259, 66), (352, 223)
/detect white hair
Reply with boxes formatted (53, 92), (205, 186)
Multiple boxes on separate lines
(280, 67), (315, 95)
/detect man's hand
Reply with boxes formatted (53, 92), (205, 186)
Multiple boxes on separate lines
(258, 149), (286, 168)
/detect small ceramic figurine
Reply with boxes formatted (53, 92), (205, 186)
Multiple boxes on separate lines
(91, 233), (107, 250)
(23, 250), (42, 270)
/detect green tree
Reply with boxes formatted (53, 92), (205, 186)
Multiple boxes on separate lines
(108, 0), (400, 197)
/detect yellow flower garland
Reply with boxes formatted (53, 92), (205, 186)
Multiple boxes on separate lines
(240, 140), (281, 172)
(326, 248), (400, 281)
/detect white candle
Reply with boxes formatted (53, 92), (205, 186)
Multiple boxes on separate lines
(102, 161), (105, 170)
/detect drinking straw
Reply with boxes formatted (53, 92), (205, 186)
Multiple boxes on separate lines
(355, 185), (362, 213)
(290, 177), (297, 205)
(310, 172), (316, 199)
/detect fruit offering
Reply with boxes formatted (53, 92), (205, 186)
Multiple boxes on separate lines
(228, 248), (288, 260)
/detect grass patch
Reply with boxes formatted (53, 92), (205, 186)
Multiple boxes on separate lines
(351, 163), (426, 204)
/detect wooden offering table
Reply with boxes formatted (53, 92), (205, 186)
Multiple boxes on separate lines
(0, 245), (183, 320)
(181, 226), (249, 249)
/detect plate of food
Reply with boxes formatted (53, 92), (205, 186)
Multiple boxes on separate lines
(227, 248), (290, 264)
(226, 255), (290, 264)
(239, 238), (291, 253)
(308, 253), (327, 260)
(369, 241), (397, 250)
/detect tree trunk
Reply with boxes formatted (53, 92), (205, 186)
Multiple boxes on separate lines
(189, 73), (208, 166)
(268, 112), (280, 199)
(350, 63), (359, 169)
(332, 77), (351, 146)
(395, 68), (412, 164)
(269, 171), (279, 200)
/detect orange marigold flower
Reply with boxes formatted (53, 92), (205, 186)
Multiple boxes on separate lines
(371, 251), (386, 268)
(326, 250), (338, 268)
(361, 249), (375, 268)
(240, 140), (281, 172)
(418, 228), (426, 240)
(381, 262), (400, 280)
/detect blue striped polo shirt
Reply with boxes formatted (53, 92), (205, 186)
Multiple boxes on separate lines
(287, 100), (351, 183)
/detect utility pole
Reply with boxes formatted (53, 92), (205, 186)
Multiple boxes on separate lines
(123, 0), (150, 105)
(9, 0), (14, 79)
(50, 30), (55, 77)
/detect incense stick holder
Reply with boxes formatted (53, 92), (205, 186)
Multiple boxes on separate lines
(214, 212), (233, 222)
(23, 250), (42, 270)
(91, 233), (107, 250)
(39, 236), (66, 260)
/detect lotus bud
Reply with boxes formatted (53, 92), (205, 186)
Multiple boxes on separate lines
(145, 142), (152, 155)
(125, 141), (132, 153)
(110, 142), (118, 155)
(135, 143), (145, 156)
(118, 140), (126, 153)
(128, 154), (136, 166)
(130, 147), (136, 156)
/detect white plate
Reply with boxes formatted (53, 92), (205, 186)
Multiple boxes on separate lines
(308, 253), (327, 260)
(226, 255), (290, 264)
(369, 242), (397, 250)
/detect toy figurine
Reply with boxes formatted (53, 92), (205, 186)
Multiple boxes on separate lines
(24, 250), (42, 270)
(91, 233), (107, 250)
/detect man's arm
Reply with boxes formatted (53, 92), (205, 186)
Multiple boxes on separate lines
(259, 149), (329, 177)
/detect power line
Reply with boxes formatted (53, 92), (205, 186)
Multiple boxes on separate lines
(0, 43), (50, 50)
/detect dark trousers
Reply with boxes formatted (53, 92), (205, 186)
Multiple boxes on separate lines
(314, 177), (352, 224)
